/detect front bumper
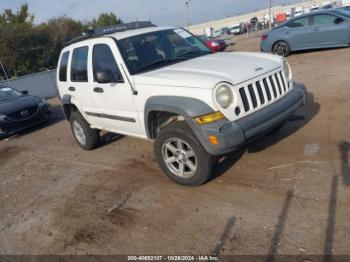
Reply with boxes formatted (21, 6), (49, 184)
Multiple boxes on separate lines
(192, 84), (306, 155)
(0, 105), (50, 138)
(260, 40), (272, 53)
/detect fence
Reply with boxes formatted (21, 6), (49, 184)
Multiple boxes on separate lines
(0, 70), (58, 98)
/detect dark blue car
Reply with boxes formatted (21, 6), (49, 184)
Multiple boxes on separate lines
(261, 10), (350, 57)
(0, 84), (50, 138)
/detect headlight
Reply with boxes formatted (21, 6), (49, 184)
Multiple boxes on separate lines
(0, 115), (6, 121)
(283, 60), (292, 80)
(38, 99), (47, 107)
(215, 84), (234, 108)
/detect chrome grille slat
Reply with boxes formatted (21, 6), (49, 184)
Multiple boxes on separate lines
(252, 82), (261, 107)
(244, 86), (254, 111)
(259, 80), (268, 104)
(266, 76), (277, 99)
(275, 73), (283, 95)
(280, 72), (288, 91)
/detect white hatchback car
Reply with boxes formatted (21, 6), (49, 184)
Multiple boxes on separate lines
(57, 22), (306, 186)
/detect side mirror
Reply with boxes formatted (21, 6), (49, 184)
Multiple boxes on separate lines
(334, 18), (344, 24)
(21, 90), (28, 95)
(95, 69), (116, 84)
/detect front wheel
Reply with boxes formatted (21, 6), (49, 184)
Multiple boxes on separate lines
(69, 111), (100, 150)
(154, 122), (213, 186)
(272, 40), (290, 57)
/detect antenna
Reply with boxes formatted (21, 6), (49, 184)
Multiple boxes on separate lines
(0, 60), (11, 87)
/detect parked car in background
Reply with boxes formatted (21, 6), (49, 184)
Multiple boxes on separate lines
(0, 84), (49, 138)
(198, 35), (227, 52)
(294, 7), (304, 17)
(260, 10), (350, 57)
(212, 27), (235, 46)
(311, 4), (320, 11)
(230, 23), (246, 34)
(322, 2), (334, 9)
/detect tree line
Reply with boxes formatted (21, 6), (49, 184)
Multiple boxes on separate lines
(0, 4), (122, 80)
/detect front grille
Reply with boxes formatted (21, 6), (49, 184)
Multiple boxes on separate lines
(7, 106), (39, 121)
(238, 70), (291, 113)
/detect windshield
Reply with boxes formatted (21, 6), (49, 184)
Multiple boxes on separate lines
(117, 29), (211, 74)
(0, 86), (22, 102)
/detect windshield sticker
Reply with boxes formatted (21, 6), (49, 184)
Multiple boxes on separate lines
(0, 88), (12, 92)
(174, 29), (192, 39)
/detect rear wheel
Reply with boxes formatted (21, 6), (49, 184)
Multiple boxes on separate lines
(272, 40), (290, 57)
(69, 111), (100, 150)
(155, 122), (213, 186)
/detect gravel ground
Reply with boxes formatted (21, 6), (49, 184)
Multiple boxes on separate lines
(0, 37), (350, 256)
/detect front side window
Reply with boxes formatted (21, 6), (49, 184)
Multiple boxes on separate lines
(287, 17), (310, 28)
(313, 14), (343, 25)
(92, 44), (123, 82)
(71, 46), (88, 82)
(118, 29), (211, 74)
(59, 51), (70, 82)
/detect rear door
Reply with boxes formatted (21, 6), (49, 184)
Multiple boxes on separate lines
(88, 38), (142, 136)
(68, 46), (100, 126)
(285, 16), (314, 50)
(310, 14), (349, 47)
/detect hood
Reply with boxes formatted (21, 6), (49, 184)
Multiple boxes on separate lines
(0, 95), (41, 115)
(133, 52), (282, 89)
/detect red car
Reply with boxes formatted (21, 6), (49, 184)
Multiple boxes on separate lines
(198, 36), (227, 53)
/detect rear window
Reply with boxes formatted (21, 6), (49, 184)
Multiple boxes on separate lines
(59, 51), (70, 82)
(287, 17), (310, 28)
(71, 46), (89, 82)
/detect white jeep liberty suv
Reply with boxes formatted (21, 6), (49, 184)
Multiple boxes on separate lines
(57, 22), (306, 186)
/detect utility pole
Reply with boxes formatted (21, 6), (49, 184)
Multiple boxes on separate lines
(269, 0), (272, 29)
(185, 0), (192, 30)
(0, 60), (11, 87)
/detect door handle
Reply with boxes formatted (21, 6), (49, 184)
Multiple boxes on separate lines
(68, 86), (75, 92)
(93, 87), (104, 93)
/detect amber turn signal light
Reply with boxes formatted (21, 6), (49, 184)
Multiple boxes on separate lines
(194, 112), (225, 125)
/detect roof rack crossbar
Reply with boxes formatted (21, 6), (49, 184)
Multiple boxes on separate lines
(65, 21), (155, 46)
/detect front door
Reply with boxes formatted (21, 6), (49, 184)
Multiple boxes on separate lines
(311, 14), (349, 47)
(88, 39), (142, 136)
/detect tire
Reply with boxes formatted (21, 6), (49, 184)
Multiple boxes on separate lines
(272, 40), (290, 57)
(154, 121), (213, 186)
(69, 111), (100, 150)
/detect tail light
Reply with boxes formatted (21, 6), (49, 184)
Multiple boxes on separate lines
(261, 34), (269, 40)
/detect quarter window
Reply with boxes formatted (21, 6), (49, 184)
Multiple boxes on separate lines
(313, 14), (343, 25)
(71, 46), (89, 82)
(287, 17), (310, 28)
(59, 51), (69, 82)
(92, 44), (123, 82)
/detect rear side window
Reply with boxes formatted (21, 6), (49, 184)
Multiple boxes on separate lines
(59, 51), (69, 82)
(92, 44), (124, 82)
(287, 17), (310, 28)
(71, 46), (89, 82)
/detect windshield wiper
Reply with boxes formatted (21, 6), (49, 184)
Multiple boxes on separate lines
(180, 50), (212, 57)
(135, 57), (188, 73)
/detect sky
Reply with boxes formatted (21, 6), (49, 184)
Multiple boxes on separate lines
(0, 0), (302, 26)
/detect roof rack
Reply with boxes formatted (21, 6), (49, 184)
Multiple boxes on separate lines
(65, 21), (156, 46)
